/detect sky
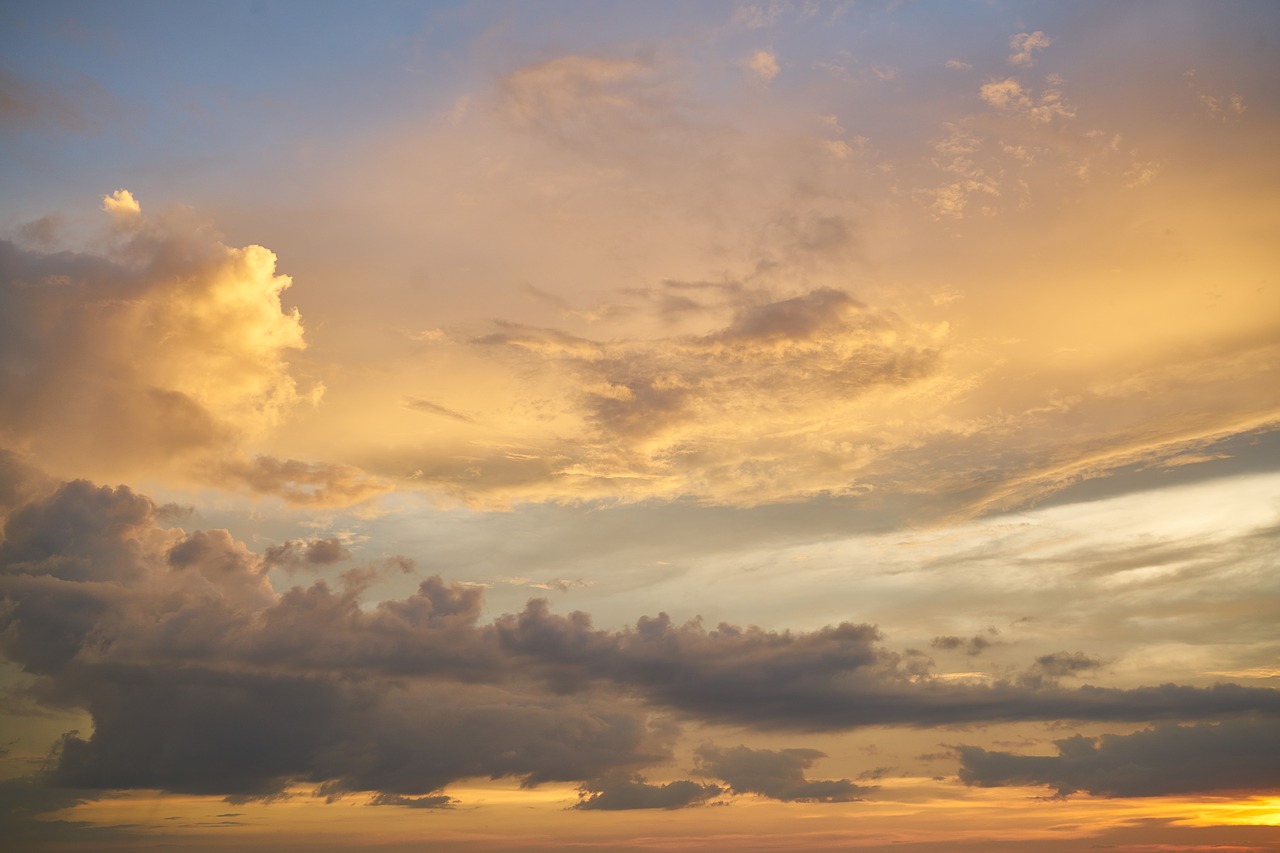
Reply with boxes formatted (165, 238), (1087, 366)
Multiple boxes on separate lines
(1, 1), (1279, 850)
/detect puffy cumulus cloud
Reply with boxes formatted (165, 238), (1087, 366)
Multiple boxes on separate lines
(0, 194), (391, 506)
(437, 286), (943, 505)
(4, 477), (1280, 806)
(262, 537), (351, 573)
(574, 772), (722, 810)
(695, 744), (871, 802)
(958, 718), (1280, 797)
(0, 479), (668, 801)
(0, 194), (390, 506)
(980, 78), (1074, 123)
(493, 600), (1280, 730)
(100, 187), (141, 218)
(1008, 31), (1052, 67)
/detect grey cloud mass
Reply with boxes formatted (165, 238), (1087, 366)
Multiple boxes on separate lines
(574, 773), (722, 811)
(262, 537), (352, 573)
(958, 718), (1280, 797)
(695, 744), (872, 802)
(2, 476), (1279, 806)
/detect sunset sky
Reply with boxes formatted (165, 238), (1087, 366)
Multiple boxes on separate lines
(2, 2), (1279, 850)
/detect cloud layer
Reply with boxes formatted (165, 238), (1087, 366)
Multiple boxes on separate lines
(3, 476), (1278, 807)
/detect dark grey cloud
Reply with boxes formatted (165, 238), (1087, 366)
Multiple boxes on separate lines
(262, 537), (352, 572)
(1017, 651), (1106, 688)
(495, 600), (1280, 730)
(50, 663), (664, 799)
(958, 718), (1280, 797)
(369, 792), (454, 808)
(931, 633), (994, 656)
(1031, 652), (1104, 677)
(574, 773), (722, 810)
(0, 480), (668, 804)
(4, 476), (1280, 811)
(0, 449), (52, 517)
(0, 776), (135, 849)
(695, 744), (872, 802)
(401, 397), (475, 424)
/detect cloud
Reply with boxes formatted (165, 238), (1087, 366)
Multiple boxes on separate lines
(1185, 71), (1247, 122)
(210, 455), (391, 507)
(931, 634), (993, 656)
(4, 477), (1280, 807)
(575, 773), (722, 810)
(746, 50), (780, 81)
(1031, 652), (1105, 678)
(262, 538), (352, 573)
(100, 188), (140, 218)
(445, 286), (942, 505)
(0, 485), (668, 801)
(1008, 32), (1052, 67)
(50, 666), (664, 799)
(980, 78), (1074, 123)
(500, 54), (682, 161)
(401, 397), (476, 424)
(958, 718), (1280, 797)
(0, 193), (385, 505)
(368, 792), (454, 808)
(695, 744), (872, 802)
(733, 2), (790, 30)
(495, 599), (1280, 730)
(0, 776), (127, 848)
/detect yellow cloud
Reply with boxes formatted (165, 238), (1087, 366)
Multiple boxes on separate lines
(100, 187), (141, 218)
(0, 193), (386, 506)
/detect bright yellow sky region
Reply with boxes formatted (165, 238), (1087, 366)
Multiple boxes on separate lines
(1, 2), (1279, 852)
(42, 783), (1280, 851)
